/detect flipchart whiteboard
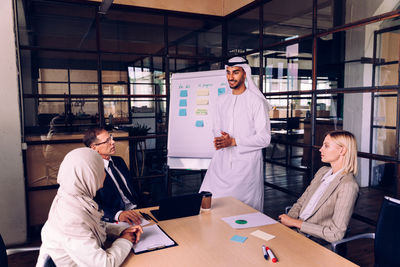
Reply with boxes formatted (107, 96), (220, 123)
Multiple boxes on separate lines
(167, 69), (229, 169)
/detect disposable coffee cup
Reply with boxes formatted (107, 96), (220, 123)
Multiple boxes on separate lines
(200, 191), (212, 210)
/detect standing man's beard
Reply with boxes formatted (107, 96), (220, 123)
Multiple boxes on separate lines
(228, 80), (242, 89)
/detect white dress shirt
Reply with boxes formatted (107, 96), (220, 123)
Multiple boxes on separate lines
(103, 159), (136, 221)
(299, 168), (343, 221)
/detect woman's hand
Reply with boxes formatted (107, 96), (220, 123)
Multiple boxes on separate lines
(278, 214), (303, 229)
(120, 225), (143, 244)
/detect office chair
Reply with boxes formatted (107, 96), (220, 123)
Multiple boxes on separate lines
(286, 117), (300, 133)
(331, 196), (400, 267)
(284, 194), (359, 256)
(0, 233), (55, 267)
(0, 234), (7, 267)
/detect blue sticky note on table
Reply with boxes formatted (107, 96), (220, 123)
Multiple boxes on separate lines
(179, 99), (187, 107)
(195, 120), (204, 127)
(180, 90), (188, 97)
(218, 87), (226, 95)
(231, 235), (247, 243)
(179, 109), (187, 116)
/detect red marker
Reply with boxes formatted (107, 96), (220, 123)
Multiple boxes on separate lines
(266, 247), (278, 263)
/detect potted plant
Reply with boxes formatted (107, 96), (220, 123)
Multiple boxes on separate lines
(131, 122), (151, 177)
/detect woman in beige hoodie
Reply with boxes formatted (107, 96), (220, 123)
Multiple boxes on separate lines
(36, 148), (142, 267)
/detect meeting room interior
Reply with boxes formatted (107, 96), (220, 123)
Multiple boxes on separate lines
(1, 0), (400, 266)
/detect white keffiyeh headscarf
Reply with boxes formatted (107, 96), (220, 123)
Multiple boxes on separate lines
(225, 56), (271, 110)
(45, 147), (107, 245)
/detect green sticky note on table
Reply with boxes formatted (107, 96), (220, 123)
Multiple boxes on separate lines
(179, 109), (187, 116)
(231, 235), (247, 243)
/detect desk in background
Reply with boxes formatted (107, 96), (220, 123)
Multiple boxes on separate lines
(124, 197), (357, 267)
(270, 129), (304, 161)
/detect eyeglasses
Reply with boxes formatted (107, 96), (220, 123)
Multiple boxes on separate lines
(93, 135), (113, 146)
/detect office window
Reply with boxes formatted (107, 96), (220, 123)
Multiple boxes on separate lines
(228, 7), (259, 54)
(374, 28), (400, 87)
(18, 0), (97, 50)
(372, 91), (397, 157)
(263, 41), (312, 93)
(263, 0), (313, 47)
(169, 58), (220, 73)
(344, 0), (399, 25)
(168, 16), (222, 57)
(100, 9), (164, 54)
(129, 66), (154, 111)
(20, 49), (99, 134)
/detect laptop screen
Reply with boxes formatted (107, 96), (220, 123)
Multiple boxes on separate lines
(151, 193), (203, 221)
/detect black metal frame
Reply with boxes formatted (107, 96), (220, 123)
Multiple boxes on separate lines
(368, 24), (400, 193)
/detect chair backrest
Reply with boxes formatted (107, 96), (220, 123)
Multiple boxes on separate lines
(44, 255), (56, 267)
(286, 117), (300, 131)
(0, 234), (8, 267)
(374, 196), (400, 267)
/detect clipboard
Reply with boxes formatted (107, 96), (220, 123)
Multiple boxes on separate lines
(133, 224), (178, 254)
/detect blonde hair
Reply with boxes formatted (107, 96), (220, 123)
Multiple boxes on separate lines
(325, 130), (358, 175)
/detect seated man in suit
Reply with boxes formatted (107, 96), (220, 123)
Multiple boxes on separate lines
(83, 128), (141, 225)
(278, 130), (359, 243)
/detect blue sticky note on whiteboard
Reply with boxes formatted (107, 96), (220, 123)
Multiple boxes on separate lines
(179, 99), (187, 107)
(179, 109), (187, 116)
(195, 120), (204, 127)
(180, 90), (188, 97)
(230, 235), (247, 243)
(218, 87), (226, 95)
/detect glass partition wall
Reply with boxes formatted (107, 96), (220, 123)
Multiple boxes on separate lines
(16, 0), (400, 228)
(224, 1), (400, 218)
(16, 0), (224, 227)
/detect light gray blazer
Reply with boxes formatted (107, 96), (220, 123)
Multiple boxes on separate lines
(288, 166), (359, 243)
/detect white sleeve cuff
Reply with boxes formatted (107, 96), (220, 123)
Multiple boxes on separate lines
(115, 210), (123, 221)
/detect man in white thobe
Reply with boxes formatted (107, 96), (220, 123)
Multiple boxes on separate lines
(199, 57), (271, 211)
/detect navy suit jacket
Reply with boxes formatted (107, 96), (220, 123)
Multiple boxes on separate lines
(94, 156), (139, 222)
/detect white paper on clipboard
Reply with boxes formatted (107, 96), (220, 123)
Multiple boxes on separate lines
(133, 224), (175, 253)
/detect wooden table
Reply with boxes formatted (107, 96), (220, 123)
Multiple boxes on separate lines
(123, 197), (358, 267)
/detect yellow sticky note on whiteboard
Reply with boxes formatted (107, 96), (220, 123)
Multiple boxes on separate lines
(250, 230), (275, 241)
(197, 89), (209, 96)
(195, 109), (208, 115)
(196, 98), (209, 105)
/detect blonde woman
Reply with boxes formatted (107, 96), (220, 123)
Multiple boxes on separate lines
(279, 130), (359, 243)
(36, 148), (142, 266)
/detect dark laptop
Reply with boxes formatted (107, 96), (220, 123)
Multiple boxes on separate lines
(150, 193), (203, 221)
